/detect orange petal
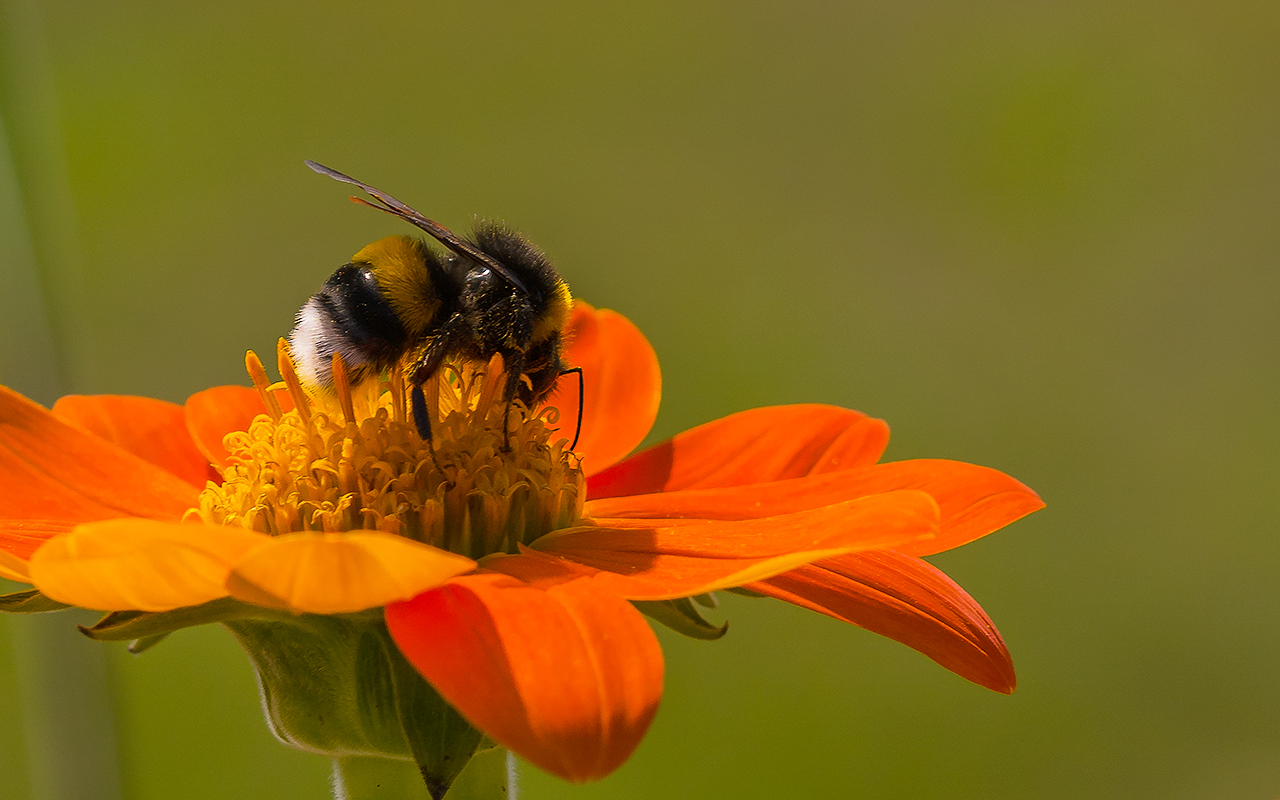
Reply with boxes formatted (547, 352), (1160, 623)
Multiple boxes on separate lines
(484, 548), (834, 602)
(0, 520), (72, 561)
(747, 551), (1016, 693)
(548, 301), (661, 475)
(585, 470), (887, 521)
(225, 531), (476, 614)
(550, 490), (937, 558)
(385, 571), (663, 782)
(586, 459), (1042, 556)
(27, 519), (268, 611)
(52, 394), (218, 488)
(820, 459), (1042, 556)
(588, 404), (889, 499)
(528, 490), (939, 599)
(0, 549), (31, 582)
(0, 385), (201, 523)
(184, 385), (291, 470)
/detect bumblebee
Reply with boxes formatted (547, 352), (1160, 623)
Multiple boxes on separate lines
(290, 161), (580, 449)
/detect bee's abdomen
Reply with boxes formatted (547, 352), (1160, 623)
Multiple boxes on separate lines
(289, 264), (408, 388)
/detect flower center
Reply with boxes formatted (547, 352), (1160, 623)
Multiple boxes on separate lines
(190, 340), (585, 560)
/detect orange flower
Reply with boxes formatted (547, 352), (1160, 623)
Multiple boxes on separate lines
(0, 302), (1042, 784)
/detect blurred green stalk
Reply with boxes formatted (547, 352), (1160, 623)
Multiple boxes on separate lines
(0, 1), (123, 798)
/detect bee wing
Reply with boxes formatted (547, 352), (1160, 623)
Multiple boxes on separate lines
(305, 160), (530, 294)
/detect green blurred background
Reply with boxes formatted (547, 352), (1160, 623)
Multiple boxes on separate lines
(2, 1), (1278, 797)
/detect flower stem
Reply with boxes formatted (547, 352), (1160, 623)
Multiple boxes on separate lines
(332, 748), (514, 800)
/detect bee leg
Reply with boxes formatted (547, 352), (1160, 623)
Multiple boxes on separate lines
(409, 382), (443, 472)
(559, 366), (584, 450)
(498, 349), (528, 452)
(406, 313), (468, 449)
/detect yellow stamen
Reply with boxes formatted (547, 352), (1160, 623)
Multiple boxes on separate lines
(389, 361), (406, 425)
(276, 338), (312, 427)
(474, 352), (505, 424)
(194, 346), (585, 562)
(245, 351), (282, 421)
(330, 352), (356, 428)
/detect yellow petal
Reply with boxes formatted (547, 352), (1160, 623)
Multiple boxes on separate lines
(28, 520), (268, 611)
(226, 531), (476, 615)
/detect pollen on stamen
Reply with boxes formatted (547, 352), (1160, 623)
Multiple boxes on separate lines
(244, 350), (282, 421)
(190, 346), (586, 561)
(276, 338), (313, 427)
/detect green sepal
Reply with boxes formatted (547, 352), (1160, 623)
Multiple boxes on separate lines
(225, 613), (486, 800)
(0, 588), (71, 613)
(634, 597), (728, 640)
(725, 585), (767, 598)
(127, 633), (171, 655)
(78, 596), (282, 642)
(440, 746), (510, 800)
(225, 613), (409, 758)
(386, 633), (485, 799)
(691, 592), (719, 609)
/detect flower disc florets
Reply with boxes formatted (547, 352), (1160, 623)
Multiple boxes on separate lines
(192, 341), (584, 561)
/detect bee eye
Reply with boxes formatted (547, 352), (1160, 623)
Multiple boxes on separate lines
(465, 266), (493, 293)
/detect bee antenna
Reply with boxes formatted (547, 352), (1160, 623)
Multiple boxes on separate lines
(305, 160), (531, 295)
